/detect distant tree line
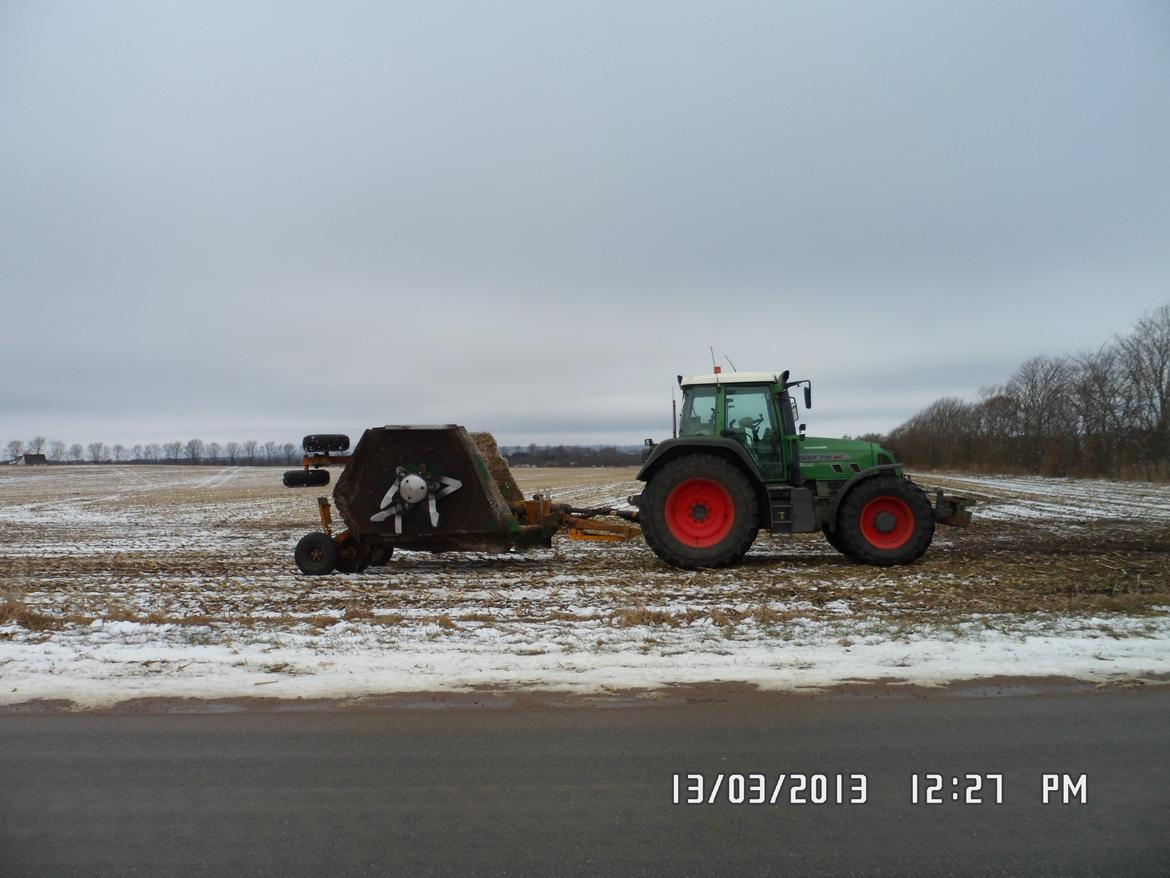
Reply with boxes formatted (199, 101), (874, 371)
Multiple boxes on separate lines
(504, 444), (645, 467)
(2, 437), (301, 466)
(4, 438), (649, 469)
(884, 303), (1170, 481)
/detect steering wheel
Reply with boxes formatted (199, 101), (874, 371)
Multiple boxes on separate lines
(738, 416), (765, 442)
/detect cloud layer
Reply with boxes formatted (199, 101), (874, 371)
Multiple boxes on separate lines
(3, 1), (1169, 446)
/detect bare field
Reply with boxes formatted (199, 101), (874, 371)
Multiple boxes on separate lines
(1, 465), (1169, 704)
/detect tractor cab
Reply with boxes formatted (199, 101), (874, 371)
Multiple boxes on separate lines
(678, 371), (795, 481)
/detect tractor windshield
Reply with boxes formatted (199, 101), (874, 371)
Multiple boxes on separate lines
(678, 386), (717, 436)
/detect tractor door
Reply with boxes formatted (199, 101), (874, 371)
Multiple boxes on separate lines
(722, 385), (786, 480)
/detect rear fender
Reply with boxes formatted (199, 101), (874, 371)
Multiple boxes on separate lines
(637, 437), (764, 483)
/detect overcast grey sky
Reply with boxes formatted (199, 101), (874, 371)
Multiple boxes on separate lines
(2, 0), (1169, 447)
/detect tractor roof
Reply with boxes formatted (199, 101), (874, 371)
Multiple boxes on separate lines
(680, 371), (781, 387)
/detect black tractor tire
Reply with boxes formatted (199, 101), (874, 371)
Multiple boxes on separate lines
(821, 523), (850, 557)
(335, 540), (373, 574)
(640, 454), (759, 569)
(295, 532), (337, 575)
(833, 477), (935, 566)
(303, 434), (350, 454)
(368, 545), (394, 567)
(283, 469), (330, 488)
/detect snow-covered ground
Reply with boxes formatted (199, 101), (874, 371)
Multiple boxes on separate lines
(1, 465), (1168, 707)
(5, 611), (1168, 707)
(916, 472), (1170, 524)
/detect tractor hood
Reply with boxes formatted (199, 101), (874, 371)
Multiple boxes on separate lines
(797, 438), (892, 481)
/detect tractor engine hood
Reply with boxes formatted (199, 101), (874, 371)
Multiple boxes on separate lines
(797, 438), (890, 477)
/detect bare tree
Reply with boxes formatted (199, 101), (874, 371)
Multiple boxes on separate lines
(263, 441), (277, 463)
(186, 438), (205, 464)
(207, 442), (221, 463)
(1068, 346), (1123, 476)
(282, 442), (297, 464)
(163, 441), (183, 463)
(49, 440), (67, 462)
(28, 436), (47, 455)
(113, 444), (126, 462)
(132, 444), (144, 462)
(243, 440), (258, 465)
(1118, 303), (1170, 468)
(87, 442), (105, 463)
(69, 443), (84, 462)
(886, 302), (1170, 480)
(5, 440), (21, 461)
(144, 443), (162, 462)
(1007, 355), (1072, 474)
(225, 441), (241, 463)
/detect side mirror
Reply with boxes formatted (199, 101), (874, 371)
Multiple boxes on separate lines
(803, 386), (812, 409)
(799, 423), (807, 441)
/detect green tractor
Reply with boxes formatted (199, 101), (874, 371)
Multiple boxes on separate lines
(633, 370), (972, 569)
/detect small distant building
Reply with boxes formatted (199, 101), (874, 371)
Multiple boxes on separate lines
(21, 453), (48, 465)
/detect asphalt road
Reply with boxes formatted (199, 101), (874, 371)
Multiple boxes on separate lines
(2, 688), (1168, 877)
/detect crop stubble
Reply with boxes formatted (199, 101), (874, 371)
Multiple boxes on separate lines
(1, 465), (1169, 638)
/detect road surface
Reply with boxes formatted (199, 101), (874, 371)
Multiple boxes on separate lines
(2, 686), (1168, 876)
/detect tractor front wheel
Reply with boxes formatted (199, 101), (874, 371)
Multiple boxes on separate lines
(821, 523), (849, 557)
(834, 477), (934, 566)
(295, 532), (337, 575)
(640, 454), (759, 569)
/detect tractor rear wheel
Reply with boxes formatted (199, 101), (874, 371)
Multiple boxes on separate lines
(295, 532), (337, 575)
(640, 454), (759, 569)
(834, 477), (934, 566)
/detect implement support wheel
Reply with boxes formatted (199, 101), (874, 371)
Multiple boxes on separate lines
(295, 532), (337, 575)
(834, 477), (934, 566)
(640, 454), (759, 569)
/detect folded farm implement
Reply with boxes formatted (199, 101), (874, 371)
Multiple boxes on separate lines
(284, 426), (641, 574)
(284, 370), (973, 574)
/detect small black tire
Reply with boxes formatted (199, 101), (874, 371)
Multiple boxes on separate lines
(834, 477), (935, 566)
(295, 532), (337, 575)
(303, 434), (350, 453)
(283, 469), (330, 488)
(335, 541), (373, 574)
(368, 545), (394, 567)
(640, 454), (759, 569)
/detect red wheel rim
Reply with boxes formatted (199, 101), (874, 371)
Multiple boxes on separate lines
(859, 496), (914, 550)
(665, 478), (735, 548)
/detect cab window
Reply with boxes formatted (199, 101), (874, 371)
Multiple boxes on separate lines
(723, 386), (777, 451)
(679, 386), (717, 436)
